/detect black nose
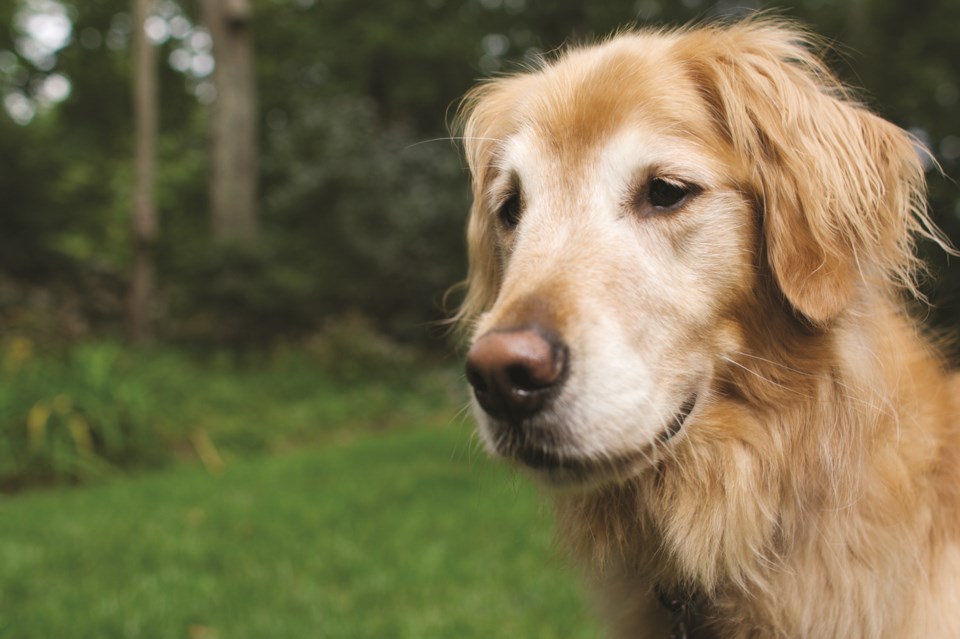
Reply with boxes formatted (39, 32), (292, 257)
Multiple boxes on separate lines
(465, 327), (568, 422)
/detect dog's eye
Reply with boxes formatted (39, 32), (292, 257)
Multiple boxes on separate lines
(647, 178), (693, 211)
(497, 191), (522, 229)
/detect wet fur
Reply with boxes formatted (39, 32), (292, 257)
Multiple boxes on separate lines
(455, 19), (960, 638)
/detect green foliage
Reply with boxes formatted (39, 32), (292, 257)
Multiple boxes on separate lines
(0, 334), (463, 490)
(1, 0), (958, 345)
(0, 339), (166, 487)
(260, 96), (469, 341)
(0, 425), (601, 639)
(165, 242), (320, 347)
(0, 114), (75, 276)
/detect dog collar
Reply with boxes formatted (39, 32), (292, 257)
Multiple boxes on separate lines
(655, 583), (695, 639)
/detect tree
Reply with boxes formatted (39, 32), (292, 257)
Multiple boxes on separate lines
(1, 0), (957, 348)
(129, 0), (158, 343)
(202, 0), (258, 243)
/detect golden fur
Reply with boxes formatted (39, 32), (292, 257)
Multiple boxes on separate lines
(455, 19), (960, 639)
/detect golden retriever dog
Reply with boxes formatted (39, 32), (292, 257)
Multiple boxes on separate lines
(455, 18), (960, 639)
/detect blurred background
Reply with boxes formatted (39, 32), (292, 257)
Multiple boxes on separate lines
(0, 0), (957, 637)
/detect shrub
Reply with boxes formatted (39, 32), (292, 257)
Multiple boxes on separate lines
(0, 339), (174, 489)
(0, 332), (463, 491)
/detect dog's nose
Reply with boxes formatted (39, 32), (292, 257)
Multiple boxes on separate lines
(465, 327), (567, 422)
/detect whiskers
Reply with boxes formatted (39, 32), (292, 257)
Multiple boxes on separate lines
(720, 353), (800, 395)
(725, 350), (898, 421)
(404, 135), (502, 151)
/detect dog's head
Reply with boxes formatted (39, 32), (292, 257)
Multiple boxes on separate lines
(456, 20), (942, 488)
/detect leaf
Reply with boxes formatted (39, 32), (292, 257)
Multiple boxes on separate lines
(27, 401), (51, 453)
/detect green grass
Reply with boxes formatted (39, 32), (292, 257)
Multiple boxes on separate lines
(0, 338), (462, 488)
(0, 424), (603, 639)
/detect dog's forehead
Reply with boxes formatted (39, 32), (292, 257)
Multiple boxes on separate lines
(497, 38), (717, 177)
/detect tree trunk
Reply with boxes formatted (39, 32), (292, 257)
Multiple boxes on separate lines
(202, 0), (259, 243)
(129, 0), (158, 343)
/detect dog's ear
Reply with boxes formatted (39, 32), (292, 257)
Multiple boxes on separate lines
(451, 77), (525, 335)
(687, 21), (940, 324)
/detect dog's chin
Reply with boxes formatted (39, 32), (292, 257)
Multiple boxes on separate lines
(511, 446), (655, 491)
(483, 391), (699, 491)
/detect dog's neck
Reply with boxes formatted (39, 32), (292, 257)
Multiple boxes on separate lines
(553, 293), (957, 635)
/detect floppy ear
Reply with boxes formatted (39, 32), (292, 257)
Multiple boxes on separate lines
(451, 77), (525, 336)
(688, 22), (940, 324)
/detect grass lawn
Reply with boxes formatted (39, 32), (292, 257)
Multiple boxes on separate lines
(0, 424), (603, 639)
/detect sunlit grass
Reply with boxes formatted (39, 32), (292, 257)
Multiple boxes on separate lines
(0, 425), (603, 638)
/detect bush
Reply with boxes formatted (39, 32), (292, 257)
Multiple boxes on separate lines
(0, 333), (464, 491)
(259, 96), (469, 343)
(0, 339), (175, 489)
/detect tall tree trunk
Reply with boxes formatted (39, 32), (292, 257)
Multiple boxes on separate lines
(202, 0), (259, 243)
(129, 0), (158, 343)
